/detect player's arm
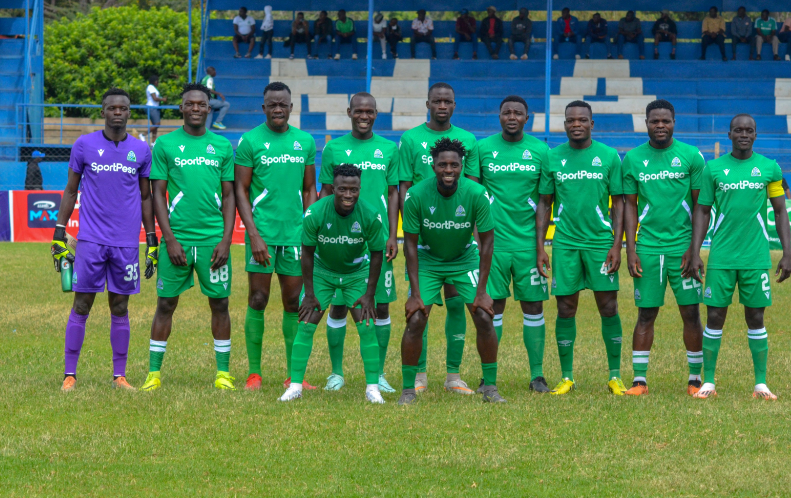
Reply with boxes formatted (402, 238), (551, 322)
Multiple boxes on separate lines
(606, 195), (624, 274)
(624, 193), (640, 277)
(298, 244), (320, 322)
(403, 231), (425, 321)
(234, 164), (270, 266)
(472, 228), (495, 317)
(152, 179), (187, 266)
(51, 169), (81, 270)
(210, 180), (235, 270)
(355, 250), (383, 325)
(398, 180), (412, 217)
(686, 203), (711, 282)
(769, 190), (791, 282)
(386, 185), (399, 261)
(139, 176), (159, 279)
(319, 183), (333, 199)
(303, 163), (318, 209)
(535, 193), (553, 278)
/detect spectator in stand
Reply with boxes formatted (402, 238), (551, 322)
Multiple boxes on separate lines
(617, 10), (645, 59)
(453, 9), (477, 60)
(200, 67), (230, 130)
(145, 75), (166, 144)
(410, 10), (436, 59)
(730, 6), (754, 60)
(553, 7), (580, 60)
(701, 6), (727, 61)
(372, 13), (387, 59)
(334, 10), (358, 60)
(585, 12), (612, 59)
(25, 150), (44, 190)
(232, 7), (256, 58)
(755, 9), (780, 61)
(509, 8), (532, 60)
(779, 16), (791, 61)
(255, 5), (274, 59)
(289, 12), (312, 59)
(651, 10), (677, 59)
(312, 10), (333, 59)
(479, 6), (504, 60)
(385, 17), (402, 59)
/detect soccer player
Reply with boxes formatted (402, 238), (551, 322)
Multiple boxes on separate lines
(398, 82), (480, 395)
(536, 100), (627, 396)
(235, 81), (318, 390)
(51, 87), (156, 391)
(279, 165), (386, 403)
(686, 114), (791, 400)
(399, 137), (504, 405)
(622, 99), (705, 396)
(139, 83), (236, 391)
(477, 95), (551, 393)
(317, 92), (399, 393)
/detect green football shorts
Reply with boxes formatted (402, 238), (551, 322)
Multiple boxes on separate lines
(633, 253), (703, 307)
(308, 271), (369, 310)
(332, 258), (396, 306)
(417, 269), (481, 306)
(703, 268), (772, 308)
(156, 241), (232, 299)
(245, 242), (302, 276)
(488, 250), (549, 302)
(551, 247), (619, 296)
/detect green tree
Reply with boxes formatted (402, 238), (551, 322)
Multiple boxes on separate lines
(44, 5), (199, 117)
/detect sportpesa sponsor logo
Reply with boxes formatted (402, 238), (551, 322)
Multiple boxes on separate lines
(318, 234), (365, 244)
(421, 154), (433, 165)
(556, 170), (603, 182)
(356, 161), (387, 171)
(719, 180), (766, 192)
(175, 157), (221, 168)
(91, 162), (137, 174)
(423, 219), (471, 229)
(638, 171), (686, 183)
(260, 154), (305, 165)
(487, 163), (536, 173)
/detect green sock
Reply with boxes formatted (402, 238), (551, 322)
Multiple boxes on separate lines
(702, 327), (723, 384)
(282, 311), (299, 375)
(493, 313), (503, 343)
(687, 350), (703, 377)
(418, 319), (428, 372)
(748, 327), (768, 385)
(326, 316), (347, 377)
(632, 350), (649, 381)
(555, 317), (576, 380)
(445, 296), (466, 374)
(523, 313), (546, 381)
(402, 364), (418, 390)
(375, 317), (391, 375)
(214, 339), (231, 372)
(601, 314), (623, 378)
(244, 307), (264, 376)
(290, 322), (317, 384)
(482, 362), (498, 386)
(149, 339), (166, 372)
(356, 320), (380, 385)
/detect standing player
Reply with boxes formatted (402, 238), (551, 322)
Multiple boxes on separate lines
(279, 165), (386, 403)
(398, 82), (480, 394)
(51, 88), (156, 391)
(140, 83), (236, 391)
(400, 138), (504, 405)
(235, 81), (318, 390)
(536, 100), (627, 396)
(686, 114), (791, 400)
(622, 99), (705, 396)
(477, 95), (551, 392)
(317, 93), (399, 393)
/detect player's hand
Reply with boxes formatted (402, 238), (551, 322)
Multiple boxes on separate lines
(386, 236), (398, 262)
(166, 239), (187, 266)
(144, 232), (159, 279)
(776, 254), (791, 283)
(51, 225), (74, 272)
(627, 250), (642, 278)
(250, 234), (271, 267)
(404, 295), (426, 322)
(605, 245), (621, 274)
(353, 292), (377, 325)
(299, 293), (321, 323)
(210, 240), (231, 271)
(470, 291), (494, 317)
(685, 253), (705, 283)
(536, 248), (551, 279)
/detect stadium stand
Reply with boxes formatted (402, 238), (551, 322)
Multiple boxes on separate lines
(0, 0), (29, 163)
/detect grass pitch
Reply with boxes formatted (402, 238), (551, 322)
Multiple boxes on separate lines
(1, 242), (790, 497)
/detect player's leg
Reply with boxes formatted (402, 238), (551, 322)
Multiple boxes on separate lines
(399, 271), (441, 404)
(696, 269), (737, 398)
(738, 269), (774, 399)
(107, 292), (134, 390)
(142, 296), (180, 391)
(512, 250), (549, 391)
(325, 301), (348, 390)
(62, 292), (96, 391)
(550, 248), (585, 394)
(487, 251), (513, 344)
(276, 246), (313, 388)
(627, 253), (665, 394)
(280, 283), (327, 401)
(243, 240), (273, 389)
(346, 278), (385, 403)
(664, 254), (704, 394)
(374, 260), (397, 392)
(443, 283), (471, 393)
(626, 307), (658, 395)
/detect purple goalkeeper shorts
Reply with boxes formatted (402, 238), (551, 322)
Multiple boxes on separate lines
(72, 240), (140, 295)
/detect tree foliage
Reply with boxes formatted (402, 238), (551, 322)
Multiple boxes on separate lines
(44, 5), (198, 117)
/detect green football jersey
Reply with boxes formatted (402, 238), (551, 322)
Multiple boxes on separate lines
(478, 132), (550, 252)
(699, 152), (783, 270)
(622, 140), (705, 255)
(302, 196), (385, 277)
(235, 123), (317, 246)
(540, 140), (623, 250)
(398, 123), (480, 183)
(150, 127), (234, 246)
(402, 177), (494, 272)
(318, 133), (398, 238)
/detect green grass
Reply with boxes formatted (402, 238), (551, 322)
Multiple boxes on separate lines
(2, 242), (791, 497)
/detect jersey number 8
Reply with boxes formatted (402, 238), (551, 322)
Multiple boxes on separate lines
(210, 265), (229, 283)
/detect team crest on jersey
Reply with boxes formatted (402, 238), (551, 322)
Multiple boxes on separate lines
(207, 144), (216, 154)
(671, 157), (681, 167)
(523, 150), (532, 160)
(634, 289), (641, 300)
(724, 169), (730, 176)
(492, 151), (499, 158)
(345, 149), (352, 156)
(179, 145), (185, 152)
(455, 205), (466, 217)
(642, 160), (649, 167)
(98, 149), (105, 157)
(72, 271), (78, 284)
(751, 167), (761, 177)
(293, 141), (302, 151)
(374, 149), (383, 159)
(704, 287), (712, 298)
(552, 278), (557, 288)
(326, 223), (332, 229)
(127, 151), (137, 162)
(157, 278), (164, 290)
(249, 256), (259, 266)
(561, 159), (567, 167)
(429, 206), (436, 214)
(351, 221), (362, 233)
(592, 156), (602, 167)
(421, 142), (428, 149)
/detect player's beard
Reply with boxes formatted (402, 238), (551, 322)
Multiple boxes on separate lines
(437, 178), (458, 194)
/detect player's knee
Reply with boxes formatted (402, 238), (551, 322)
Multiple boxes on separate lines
(597, 297), (619, 317)
(637, 307), (659, 324)
(156, 297), (179, 315)
(209, 298), (229, 314)
(248, 290), (269, 311)
(109, 300), (129, 317)
(706, 306), (727, 328)
(471, 308), (493, 328)
(744, 307), (765, 329)
(521, 301), (543, 316)
(376, 303), (389, 319)
(329, 305), (347, 320)
(556, 299), (577, 318)
(406, 313), (427, 336)
(282, 294), (300, 313)
(678, 304), (700, 324)
(72, 298), (93, 316)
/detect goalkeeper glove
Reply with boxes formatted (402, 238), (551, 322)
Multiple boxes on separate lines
(144, 232), (159, 279)
(51, 225), (75, 272)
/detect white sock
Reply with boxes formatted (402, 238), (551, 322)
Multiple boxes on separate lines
(446, 373), (460, 382)
(366, 384), (380, 393)
(634, 376), (647, 383)
(689, 374), (702, 382)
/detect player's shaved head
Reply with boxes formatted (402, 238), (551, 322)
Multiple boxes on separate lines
(730, 113), (756, 130)
(428, 82), (454, 100)
(349, 92), (376, 109)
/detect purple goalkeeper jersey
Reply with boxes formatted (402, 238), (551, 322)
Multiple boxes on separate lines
(68, 131), (152, 248)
